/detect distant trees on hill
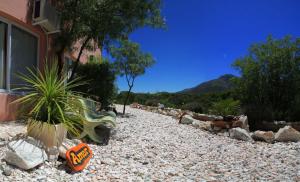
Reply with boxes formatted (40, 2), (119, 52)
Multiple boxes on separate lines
(115, 91), (238, 115)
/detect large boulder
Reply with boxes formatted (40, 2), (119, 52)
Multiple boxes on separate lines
(158, 103), (165, 110)
(275, 126), (300, 142)
(252, 131), (275, 143)
(168, 110), (178, 117)
(192, 120), (212, 130)
(180, 114), (195, 125)
(232, 115), (249, 131)
(130, 103), (141, 109)
(4, 137), (48, 170)
(229, 128), (252, 141)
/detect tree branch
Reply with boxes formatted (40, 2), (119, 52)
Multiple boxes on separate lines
(68, 36), (91, 82)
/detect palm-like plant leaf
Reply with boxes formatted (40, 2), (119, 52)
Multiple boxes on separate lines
(13, 61), (85, 136)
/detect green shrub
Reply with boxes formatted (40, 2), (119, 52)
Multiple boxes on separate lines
(209, 98), (240, 116)
(115, 91), (237, 112)
(74, 62), (117, 107)
(145, 99), (160, 106)
(181, 102), (203, 113)
(233, 36), (300, 126)
(115, 91), (135, 105)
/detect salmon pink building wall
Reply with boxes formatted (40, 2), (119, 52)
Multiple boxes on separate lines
(0, 0), (101, 121)
(0, 0), (47, 121)
(68, 41), (102, 64)
(0, 0), (47, 66)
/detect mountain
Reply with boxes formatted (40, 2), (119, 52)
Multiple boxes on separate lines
(180, 74), (237, 95)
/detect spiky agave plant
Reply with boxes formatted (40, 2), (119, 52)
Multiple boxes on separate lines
(14, 61), (85, 136)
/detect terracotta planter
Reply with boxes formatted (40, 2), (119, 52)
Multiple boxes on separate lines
(27, 121), (67, 148)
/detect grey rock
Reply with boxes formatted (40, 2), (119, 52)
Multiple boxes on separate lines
(168, 110), (178, 117)
(275, 126), (300, 142)
(274, 121), (286, 125)
(252, 131), (275, 143)
(59, 139), (80, 159)
(229, 128), (252, 141)
(4, 137), (48, 170)
(181, 115), (195, 125)
(192, 120), (211, 130)
(192, 120), (202, 128)
(2, 166), (12, 176)
(0, 141), (6, 147)
(238, 115), (250, 131)
(158, 103), (165, 109)
(36, 175), (47, 181)
(214, 116), (224, 121)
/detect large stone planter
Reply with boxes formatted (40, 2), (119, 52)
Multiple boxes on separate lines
(27, 121), (67, 149)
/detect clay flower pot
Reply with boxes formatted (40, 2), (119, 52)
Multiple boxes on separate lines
(27, 120), (67, 149)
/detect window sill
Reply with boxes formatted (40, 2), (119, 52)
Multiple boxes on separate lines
(0, 90), (27, 96)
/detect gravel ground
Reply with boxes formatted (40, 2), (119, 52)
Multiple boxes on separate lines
(0, 105), (300, 181)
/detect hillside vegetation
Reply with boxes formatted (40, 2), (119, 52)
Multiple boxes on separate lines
(116, 36), (300, 131)
(180, 74), (236, 95)
(115, 90), (240, 116)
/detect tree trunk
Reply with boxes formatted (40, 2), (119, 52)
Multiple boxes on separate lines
(56, 50), (64, 77)
(123, 86), (133, 115)
(68, 37), (91, 82)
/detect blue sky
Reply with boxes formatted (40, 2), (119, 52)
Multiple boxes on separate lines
(117, 0), (300, 93)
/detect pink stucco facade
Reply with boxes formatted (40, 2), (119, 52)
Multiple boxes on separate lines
(0, 0), (48, 68)
(0, 0), (101, 121)
(0, 0), (47, 121)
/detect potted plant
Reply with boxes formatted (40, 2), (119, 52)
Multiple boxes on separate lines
(14, 61), (84, 149)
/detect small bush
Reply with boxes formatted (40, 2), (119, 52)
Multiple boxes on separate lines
(145, 99), (160, 106)
(181, 102), (203, 113)
(209, 98), (240, 116)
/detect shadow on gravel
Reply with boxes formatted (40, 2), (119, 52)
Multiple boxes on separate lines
(117, 113), (136, 118)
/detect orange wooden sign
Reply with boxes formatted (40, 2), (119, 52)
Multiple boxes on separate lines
(66, 143), (93, 172)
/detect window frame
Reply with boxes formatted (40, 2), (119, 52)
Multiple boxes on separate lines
(0, 16), (39, 93)
(0, 21), (7, 91)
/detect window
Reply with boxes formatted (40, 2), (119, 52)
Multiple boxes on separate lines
(0, 19), (38, 91)
(34, 0), (41, 19)
(0, 22), (7, 89)
(10, 26), (38, 89)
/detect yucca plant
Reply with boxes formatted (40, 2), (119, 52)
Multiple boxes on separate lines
(14, 61), (85, 137)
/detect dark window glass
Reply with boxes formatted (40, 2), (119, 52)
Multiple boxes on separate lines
(0, 22), (7, 89)
(34, 0), (41, 18)
(10, 26), (38, 89)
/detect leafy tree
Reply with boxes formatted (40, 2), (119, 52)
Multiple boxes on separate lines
(111, 40), (155, 114)
(88, 55), (101, 64)
(54, 0), (165, 78)
(73, 62), (117, 107)
(233, 36), (300, 129)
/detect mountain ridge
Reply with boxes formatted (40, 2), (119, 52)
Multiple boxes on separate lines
(179, 74), (237, 95)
